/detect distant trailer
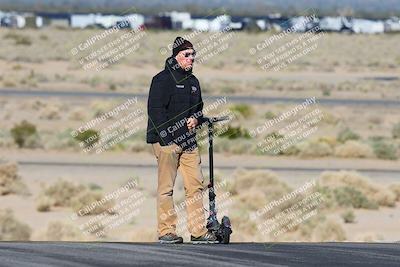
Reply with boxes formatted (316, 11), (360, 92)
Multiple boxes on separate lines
(384, 17), (400, 32)
(351, 19), (384, 34)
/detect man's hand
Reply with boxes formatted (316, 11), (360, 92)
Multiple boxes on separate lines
(187, 117), (198, 130)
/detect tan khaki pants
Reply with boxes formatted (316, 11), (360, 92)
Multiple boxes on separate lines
(152, 142), (208, 238)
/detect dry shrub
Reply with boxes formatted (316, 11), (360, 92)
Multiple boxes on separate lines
(266, 214), (347, 242)
(68, 107), (87, 121)
(36, 196), (53, 212)
(317, 136), (338, 148)
(341, 209), (355, 223)
(22, 99), (66, 119)
(231, 169), (290, 199)
(211, 170), (235, 194)
(229, 104), (254, 119)
(0, 133), (14, 148)
(213, 138), (256, 155)
(297, 140), (333, 158)
(0, 209), (31, 240)
(71, 190), (115, 216)
(24, 99), (46, 110)
(236, 189), (268, 211)
(0, 162), (29, 195)
(10, 120), (41, 148)
(332, 186), (378, 209)
(41, 180), (86, 207)
(230, 170), (307, 241)
(368, 115), (382, 125)
(389, 184), (400, 201)
(337, 128), (360, 143)
(226, 169), (354, 242)
(229, 207), (259, 238)
(320, 112), (339, 125)
(40, 180), (115, 216)
(34, 221), (84, 241)
(319, 171), (396, 207)
(230, 168), (294, 215)
(392, 122), (400, 139)
(39, 104), (61, 120)
(334, 140), (374, 158)
(130, 227), (157, 242)
(371, 140), (398, 160)
(90, 100), (115, 117)
(270, 214), (323, 242)
(311, 218), (346, 241)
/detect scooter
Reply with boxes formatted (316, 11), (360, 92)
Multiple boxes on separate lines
(203, 116), (232, 244)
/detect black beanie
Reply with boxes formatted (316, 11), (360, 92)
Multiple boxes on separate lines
(172, 37), (193, 57)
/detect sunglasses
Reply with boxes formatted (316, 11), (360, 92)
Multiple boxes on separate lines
(184, 52), (196, 58)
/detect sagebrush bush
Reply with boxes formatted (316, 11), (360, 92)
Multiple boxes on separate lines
(389, 184), (400, 201)
(264, 131), (284, 142)
(341, 209), (355, 223)
(41, 180), (86, 207)
(0, 162), (29, 196)
(311, 219), (346, 241)
(317, 136), (337, 148)
(90, 100), (115, 117)
(71, 190), (115, 216)
(264, 111), (276, 119)
(40, 180), (115, 216)
(36, 196), (53, 212)
(213, 138), (257, 154)
(4, 32), (32, 46)
(10, 120), (39, 148)
(231, 169), (290, 198)
(0, 209), (31, 240)
(230, 169), (305, 224)
(371, 140), (398, 160)
(74, 129), (99, 147)
(334, 140), (373, 158)
(68, 107), (86, 121)
(297, 140), (333, 158)
(333, 186), (378, 209)
(34, 221), (83, 241)
(392, 122), (400, 139)
(319, 171), (396, 207)
(337, 128), (360, 143)
(39, 105), (61, 120)
(218, 125), (250, 139)
(229, 104), (253, 118)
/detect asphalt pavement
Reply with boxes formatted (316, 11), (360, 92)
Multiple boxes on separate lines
(0, 242), (399, 266)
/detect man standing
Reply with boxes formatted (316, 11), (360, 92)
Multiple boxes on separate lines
(146, 37), (217, 244)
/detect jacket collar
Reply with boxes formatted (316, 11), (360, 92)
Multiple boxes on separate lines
(165, 56), (193, 82)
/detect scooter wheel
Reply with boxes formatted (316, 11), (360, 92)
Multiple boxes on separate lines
(221, 227), (231, 244)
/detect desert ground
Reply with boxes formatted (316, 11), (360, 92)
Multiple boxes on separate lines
(0, 27), (399, 243)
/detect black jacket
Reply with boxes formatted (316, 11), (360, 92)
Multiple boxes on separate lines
(146, 56), (205, 150)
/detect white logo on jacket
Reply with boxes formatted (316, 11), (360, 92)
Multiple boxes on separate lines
(191, 86), (197, 93)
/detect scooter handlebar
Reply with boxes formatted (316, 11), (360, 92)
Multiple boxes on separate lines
(204, 116), (231, 124)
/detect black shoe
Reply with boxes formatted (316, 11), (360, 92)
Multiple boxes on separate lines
(191, 231), (218, 244)
(159, 233), (183, 244)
